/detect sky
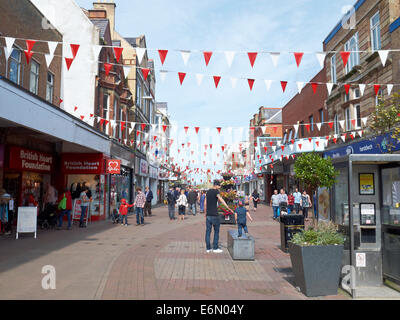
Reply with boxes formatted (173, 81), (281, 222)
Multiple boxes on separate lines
(74, 0), (353, 181)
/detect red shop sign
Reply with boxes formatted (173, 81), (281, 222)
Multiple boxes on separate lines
(106, 159), (121, 174)
(8, 146), (53, 173)
(61, 153), (104, 174)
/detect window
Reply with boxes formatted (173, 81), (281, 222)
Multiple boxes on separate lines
(344, 32), (360, 73)
(288, 129), (293, 142)
(119, 107), (123, 139)
(334, 114), (339, 135)
(345, 107), (351, 131)
(46, 72), (54, 103)
(282, 132), (287, 145)
(9, 49), (22, 85)
(309, 115), (314, 132)
(354, 88), (361, 99)
(319, 109), (324, 123)
(300, 121), (305, 138)
(355, 104), (361, 128)
(136, 81), (142, 108)
(113, 98), (118, 138)
(375, 89), (384, 106)
(29, 60), (40, 95)
(330, 54), (337, 83)
(344, 93), (350, 102)
(370, 12), (381, 51)
(103, 94), (109, 119)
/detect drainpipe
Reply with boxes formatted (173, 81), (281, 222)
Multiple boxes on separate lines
(348, 156), (355, 298)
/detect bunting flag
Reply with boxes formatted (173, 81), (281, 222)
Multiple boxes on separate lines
(294, 52), (304, 67)
(225, 51), (235, 68)
(104, 63), (112, 76)
(293, 124), (299, 135)
(316, 52), (326, 68)
(339, 120), (345, 130)
(123, 66), (131, 78)
(378, 50), (389, 67)
(316, 123), (322, 131)
(248, 52), (258, 68)
(196, 73), (204, 86)
(280, 81), (288, 93)
(344, 84), (351, 95)
(328, 122), (334, 129)
(265, 80), (273, 92)
(178, 72), (186, 85)
(24, 50), (33, 64)
(248, 79), (255, 91)
(270, 52), (280, 67)
(213, 76), (221, 88)
(159, 70), (167, 82)
(141, 123), (146, 131)
(374, 84), (381, 96)
(184, 126), (189, 134)
(142, 68), (150, 81)
(135, 47), (146, 65)
(25, 39), (36, 52)
(359, 84), (366, 96)
(158, 49), (168, 65)
(341, 51), (351, 68)
(70, 44), (80, 59)
(296, 82), (304, 94)
(311, 82), (318, 94)
(92, 44), (102, 61)
(216, 127), (221, 134)
(387, 84), (393, 95)
(113, 47), (123, 63)
(162, 125), (167, 132)
(195, 127), (200, 134)
(180, 50), (190, 65)
(203, 51), (213, 66)
(65, 57), (74, 70)
(4, 37), (15, 61)
(326, 83), (334, 95)
(230, 77), (238, 89)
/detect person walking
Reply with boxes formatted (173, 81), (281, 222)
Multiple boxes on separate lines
(199, 191), (206, 214)
(287, 192), (295, 214)
(234, 199), (253, 238)
(79, 187), (90, 228)
(57, 188), (72, 230)
(313, 190), (318, 220)
(176, 189), (188, 221)
(300, 190), (312, 221)
(167, 186), (176, 220)
(134, 187), (146, 226)
(270, 190), (280, 220)
(251, 190), (260, 212)
(174, 187), (180, 201)
(119, 198), (134, 226)
(188, 189), (198, 216)
(144, 186), (153, 217)
(204, 180), (234, 253)
(293, 188), (302, 214)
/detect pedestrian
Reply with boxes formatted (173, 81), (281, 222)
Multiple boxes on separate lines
(313, 190), (318, 220)
(293, 188), (302, 214)
(287, 191), (295, 214)
(57, 188), (72, 230)
(199, 191), (206, 213)
(234, 199), (253, 238)
(144, 186), (153, 217)
(134, 187), (146, 226)
(79, 187), (90, 228)
(270, 190), (280, 220)
(167, 186), (176, 220)
(119, 198), (134, 226)
(300, 190), (312, 221)
(204, 180), (234, 253)
(251, 190), (260, 212)
(174, 187), (180, 201)
(188, 188), (198, 216)
(177, 189), (188, 220)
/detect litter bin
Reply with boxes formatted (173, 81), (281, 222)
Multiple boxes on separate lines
(280, 214), (304, 252)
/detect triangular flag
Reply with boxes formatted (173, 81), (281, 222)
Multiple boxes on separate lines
(113, 47), (123, 63)
(135, 48), (146, 65)
(387, 84), (393, 96)
(158, 49), (168, 65)
(65, 57), (74, 70)
(196, 74), (204, 86)
(142, 68), (150, 81)
(298, 143), (302, 150)
(178, 72), (186, 85)
(359, 84), (366, 96)
(159, 70), (167, 82)
(326, 83), (334, 95)
(162, 125), (167, 133)
(358, 130), (363, 137)
(25, 39), (36, 52)
(296, 82), (304, 94)
(341, 51), (351, 68)
(24, 50), (33, 64)
(225, 51), (235, 68)
(4, 37), (15, 60)
(216, 127), (221, 134)
(293, 124), (299, 135)
(339, 120), (345, 130)
(316, 52), (326, 68)
(248, 52), (258, 68)
(203, 51), (213, 66)
(184, 127), (189, 134)
(311, 83), (318, 94)
(104, 63), (112, 76)
(180, 50), (190, 65)
(141, 123), (146, 131)
(374, 84), (381, 96)
(328, 122), (334, 129)
(270, 52), (280, 67)
(280, 81), (288, 93)
(344, 84), (351, 94)
(378, 50), (389, 67)
(361, 117), (368, 126)
(264, 80), (273, 92)
(248, 79), (255, 91)
(341, 134), (347, 143)
(294, 52), (304, 67)
(44, 54), (54, 68)
(70, 44), (80, 59)
(213, 76), (221, 88)
(195, 127), (200, 134)
(92, 45), (102, 61)
(316, 123), (322, 131)
(123, 66), (131, 78)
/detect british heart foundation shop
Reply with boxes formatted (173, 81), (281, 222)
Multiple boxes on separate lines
(3, 146), (55, 211)
(60, 153), (109, 222)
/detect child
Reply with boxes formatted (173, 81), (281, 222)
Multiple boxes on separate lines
(234, 199), (253, 237)
(119, 198), (134, 226)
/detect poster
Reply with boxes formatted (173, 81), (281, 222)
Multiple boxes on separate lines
(356, 253), (366, 268)
(359, 173), (374, 195)
(16, 206), (37, 239)
(318, 187), (330, 221)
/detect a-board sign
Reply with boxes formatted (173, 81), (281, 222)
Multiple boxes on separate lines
(16, 206), (37, 239)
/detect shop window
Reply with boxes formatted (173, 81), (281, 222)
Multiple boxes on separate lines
(344, 32), (360, 74)
(29, 60), (40, 95)
(370, 12), (381, 51)
(9, 48), (22, 85)
(46, 72), (54, 103)
(333, 167), (349, 226)
(381, 167), (400, 225)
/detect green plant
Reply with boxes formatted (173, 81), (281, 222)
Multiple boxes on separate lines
(291, 221), (345, 246)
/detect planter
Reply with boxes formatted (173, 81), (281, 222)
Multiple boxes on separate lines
(288, 242), (344, 297)
(219, 213), (236, 225)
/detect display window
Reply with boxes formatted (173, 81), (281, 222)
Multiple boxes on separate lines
(382, 167), (400, 226)
(332, 167), (349, 226)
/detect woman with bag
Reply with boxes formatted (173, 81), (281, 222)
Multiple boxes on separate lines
(251, 190), (260, 212)
(300, 190), (312, 221)
(57, 189), (72, 230)
(176, 189), (188, 221)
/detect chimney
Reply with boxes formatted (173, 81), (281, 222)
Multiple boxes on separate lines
(93, 0), (116, 38)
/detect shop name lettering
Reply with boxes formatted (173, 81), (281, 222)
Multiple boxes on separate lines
(20, 150), (52, 171)
(64, 161), (99, 170)
(156, 304), (244, 317)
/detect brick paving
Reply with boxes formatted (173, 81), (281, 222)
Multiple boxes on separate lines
(0, 204), (348, 300)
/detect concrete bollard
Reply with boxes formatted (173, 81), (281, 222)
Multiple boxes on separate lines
(227, 229), (255, 261)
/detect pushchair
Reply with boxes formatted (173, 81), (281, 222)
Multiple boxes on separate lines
(111, 209), (120, 224)
(38, 203), (59, 229)
(279, 202), (288, 217)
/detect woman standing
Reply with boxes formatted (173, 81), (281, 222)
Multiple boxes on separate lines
(287, 192), (295, 214)
(251, 190), (260, 212)
(176, 189), (188, 221)
(199, 191), (206, 214)
(79, 187), (90, 228)
(300, 190), (312, 221)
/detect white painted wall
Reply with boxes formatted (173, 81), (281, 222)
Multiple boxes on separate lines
(30, 0), (99, 122)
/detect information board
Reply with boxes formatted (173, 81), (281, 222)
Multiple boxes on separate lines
(16, 207), (37, 239)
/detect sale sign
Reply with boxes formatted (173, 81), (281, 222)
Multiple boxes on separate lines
(106, 159), (121, 174)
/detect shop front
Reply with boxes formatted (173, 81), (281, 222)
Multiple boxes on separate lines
(60, 153), (109, 222)
(149, 165), (159, 205)
(135, 157), (149, 192)
(109, 161), (133, 215)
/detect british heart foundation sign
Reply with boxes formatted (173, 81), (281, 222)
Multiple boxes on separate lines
(106, 159), (121, 174)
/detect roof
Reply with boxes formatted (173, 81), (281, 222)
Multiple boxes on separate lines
(90, 19), (109, 38)
(262, 109), (282, 123)
(125, 37), (138, 47)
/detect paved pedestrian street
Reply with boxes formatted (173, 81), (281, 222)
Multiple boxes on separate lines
(0, 205), (347, 300)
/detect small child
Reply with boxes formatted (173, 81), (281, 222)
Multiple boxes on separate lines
(119, 198), (134, 226)
(234, 199), (253, 237)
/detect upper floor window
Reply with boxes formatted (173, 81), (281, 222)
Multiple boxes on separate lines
(9, 49), (22, 85)
(119, 107), (124, 139)
(309, 115), (314, 132)
(113, 98), (118, 138)
(330, 54), (337, 83)
(353, 87), (361, 99)
(319, 109), (324, 123)
(355, 104), (361, 128)
(370, 12), (381, 51)
(334, 114), (339, 135)
(344, 32), (360, 74)
(288, 129), (293, 142)
(29, 60), (40, 95)
(136, 81), (142, 108)
(344, 92), (350, 102)
(300, 121), (305, 138)
(46, 72), (54, 103)
(345, 107), (351, 131)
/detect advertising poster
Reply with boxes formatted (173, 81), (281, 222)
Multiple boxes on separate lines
(318, 187), (330, 221)
(359, 173), (374, 195)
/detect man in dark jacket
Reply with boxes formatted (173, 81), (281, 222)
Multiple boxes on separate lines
(187, 189), (198, 216)
(144, 186), (153, 216)
(167, 186), (176, 220)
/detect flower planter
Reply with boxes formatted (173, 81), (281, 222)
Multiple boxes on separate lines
(288, 242), (344, 297)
